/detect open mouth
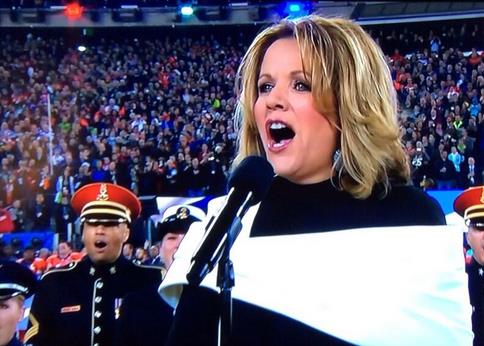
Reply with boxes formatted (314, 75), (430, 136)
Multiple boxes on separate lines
(95, 240), (107, 249)
(267, 121), (295, 148)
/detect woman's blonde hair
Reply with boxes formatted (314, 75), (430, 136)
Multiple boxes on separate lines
(233, 15), (410, 199)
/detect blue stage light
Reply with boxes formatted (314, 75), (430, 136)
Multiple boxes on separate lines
(283, 2), (310, 18)
(288, 3), (301, 13)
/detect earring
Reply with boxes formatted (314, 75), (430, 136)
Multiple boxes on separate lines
(333, 149), (341, 163)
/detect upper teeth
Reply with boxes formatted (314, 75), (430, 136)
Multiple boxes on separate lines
(269, 122), (287, 130)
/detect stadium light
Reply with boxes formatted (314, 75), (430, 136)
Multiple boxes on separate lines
(65, 2), (83, 20)
(288, 3), (301, 13)
(77, 45), (87, 52)
(282, 2), (310, 19)
(180, 5), (194, 16)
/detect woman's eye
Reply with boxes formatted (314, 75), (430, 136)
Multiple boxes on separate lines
(294, 81), (311, 91)
(258, 83), (273, 94)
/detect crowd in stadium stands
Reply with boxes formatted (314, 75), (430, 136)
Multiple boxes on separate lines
(0, 19), (482, 259)
(372, 22), (484, 191)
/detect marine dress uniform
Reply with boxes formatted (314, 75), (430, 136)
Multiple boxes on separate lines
(24, 183), (162, 346)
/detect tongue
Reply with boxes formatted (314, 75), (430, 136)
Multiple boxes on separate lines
(273, 139), (292, 148)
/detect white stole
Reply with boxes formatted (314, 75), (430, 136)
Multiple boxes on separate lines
(160, 200), (473, 346)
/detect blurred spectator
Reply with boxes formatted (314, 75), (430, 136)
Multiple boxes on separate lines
(145, 244), (163, 267)
(184, 157), (208, 197)
(46, 241), (83, 271)
(74, 162), (92, 190)
(91, 159), (109, 182)
(410, 140), (431, 187)
(434, 150), (458, 189)
(7, 199), (27, 232)
(37, 165), (53, 195)
(448, 146), (464, 171)
(27, 192), (52, 231)
(0, 207), (14, 233)
(16, 246), (36, 269)
(53, 195), (76, 239)
(31, 247), (51, 277)
(0, 245), (17, 262)
(54, 166), (75, 204)
(462, 156), (481, 188)
(122, 242), (135, 262)
(134, 247), (149, 265)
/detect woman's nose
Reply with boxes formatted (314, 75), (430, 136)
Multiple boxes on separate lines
(266, 85), (288, 111)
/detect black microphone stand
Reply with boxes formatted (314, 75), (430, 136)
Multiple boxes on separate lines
(195, 193), (252, 346)
(216, 217), (242, 346)
(213, 193), (253, 346)
(185, 156), (273, 345)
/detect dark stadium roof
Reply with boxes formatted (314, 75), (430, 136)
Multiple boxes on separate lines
(0, 1), (483, 28)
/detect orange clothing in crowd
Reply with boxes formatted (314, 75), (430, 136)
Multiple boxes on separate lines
(0, 208), (14, 233)
(46, 252), (84, 270)
(30, 257), (48, 276)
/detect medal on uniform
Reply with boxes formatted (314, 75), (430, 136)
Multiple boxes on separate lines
(114, 298), (123, 319)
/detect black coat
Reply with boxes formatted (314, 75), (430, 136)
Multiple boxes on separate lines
(115, 283), (174, 346)
(461, 164), (481, 189)
(25, 256), (162, 346)
(29, 203), (51, 231)
(467, 259), (484, 346)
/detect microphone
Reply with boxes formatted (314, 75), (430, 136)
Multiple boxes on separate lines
(186, 156), (274, 286)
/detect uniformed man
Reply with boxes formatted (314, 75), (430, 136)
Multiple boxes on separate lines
(24, 183), (162, 346)
(454, 186), (484, 346)
(115, 205), (205, 346)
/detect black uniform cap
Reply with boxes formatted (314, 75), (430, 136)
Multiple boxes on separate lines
(0, 260), (37, 300)
(153, 206), (204, 243)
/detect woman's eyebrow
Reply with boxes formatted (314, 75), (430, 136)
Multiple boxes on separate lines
(258, 70), (306, 81)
